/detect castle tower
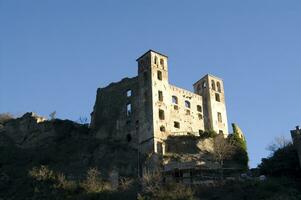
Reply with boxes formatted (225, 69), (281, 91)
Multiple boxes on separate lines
(193, 75), (229, 135)
(136, 50), (169, 154)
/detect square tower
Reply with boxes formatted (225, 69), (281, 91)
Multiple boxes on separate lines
(193, 75), (229, 135)
(136, 50), (169, 154)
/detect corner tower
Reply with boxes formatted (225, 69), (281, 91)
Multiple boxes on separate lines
(193, 75), (229, 135)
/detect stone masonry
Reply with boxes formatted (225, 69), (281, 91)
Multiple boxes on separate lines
(291, 126), (301, 167)
(90, 50), (229, 155)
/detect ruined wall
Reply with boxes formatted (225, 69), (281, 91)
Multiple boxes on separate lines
(291, 127), (301, 167)
(90, 77), (140, 146)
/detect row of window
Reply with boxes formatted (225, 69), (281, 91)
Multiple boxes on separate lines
(171, 95), (202, 112)
(199, 80), (222, 93)
(154, 56), (165, 67)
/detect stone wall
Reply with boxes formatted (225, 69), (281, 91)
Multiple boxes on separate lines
(291, 126), (301, 167)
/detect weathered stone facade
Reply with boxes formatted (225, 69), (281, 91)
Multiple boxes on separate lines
(90, 50), (229, 155)
(291, 126), (301, 167)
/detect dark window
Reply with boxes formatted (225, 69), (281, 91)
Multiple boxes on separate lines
(157, 70), (162, 80)
(160, 126), (166, 132)
(215, 93), (220, 102)
(158, 91), (163, 101)
(143, 71), (148, 84)
(202, 81), (207, 88)
(218, 112), (222, 123)
(174, 121), (180, 129)
(126, 90), (132, 97)
(217, 82), (222, 93)
(172, 96), (178, 104)
(198, 114), (203, 120)
(126, 104), (132, 116)
(186, 109), (190, 115)
(154, 56), (158, 65)
(211, 80), (216, 91)
(185, 100), (191, 109)
(159, 109), (165, 120)
(197, 105), (202, 112)
(219, 130), (224, 134)
(135, 120), (139, 130)
(174, 105), (179, 110)
(126, 134), (132, 142)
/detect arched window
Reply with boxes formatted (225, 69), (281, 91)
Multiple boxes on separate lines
(185, 100), (191, 109)
(217, 82), (221, 93)
(160, 58), (164, 67)
(154, 56), (158, 65)
(202, 81), (207, 88)
(172, 96), (178, 104)
(211, 80), (216, 91)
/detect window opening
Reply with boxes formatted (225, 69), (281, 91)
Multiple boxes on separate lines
(159, 109), (165, 120)
(158, 91), (163, 101)
(215, 93), (221, 102)
(126, 104), (132, 116)
(197, 105), (202, 112)
(218, 112), (222, 123)
(174, 121), (180, 129)
(127, 90), (132, 97)
(157, 70), (162, 80)
(185, 100), (191, 109)
(172, 96), (178, 104)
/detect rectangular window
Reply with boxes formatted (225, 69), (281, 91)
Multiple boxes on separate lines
(174, 121), (180, 129)
(159, 109), (165, 120)
(197, 105), (202, 112)
(215, 93), (221, 102)
(218, 112), (222, 123)
(127, 104), (132, 116)
(185, 100), (191, 109)
(172, 96), (178, 104)
(157, 70), (162, 80)
(158, 91), (163, 102)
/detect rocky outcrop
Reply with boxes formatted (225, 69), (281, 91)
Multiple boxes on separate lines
(0, 112), (89, 148)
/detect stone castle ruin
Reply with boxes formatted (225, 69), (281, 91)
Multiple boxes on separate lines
(90, 50), (229, 156)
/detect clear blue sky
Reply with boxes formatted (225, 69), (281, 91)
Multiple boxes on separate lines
(1, 0), (300, 168)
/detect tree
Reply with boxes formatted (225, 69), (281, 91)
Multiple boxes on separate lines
(212, 134), (235, 179)
(259, 142), (300, 178)
(49, 111), (56, 120)
(229, 123), (249, 169)
(266, 136), (292, 153)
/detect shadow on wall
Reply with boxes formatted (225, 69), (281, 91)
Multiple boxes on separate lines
(165, 135), (200, 154)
